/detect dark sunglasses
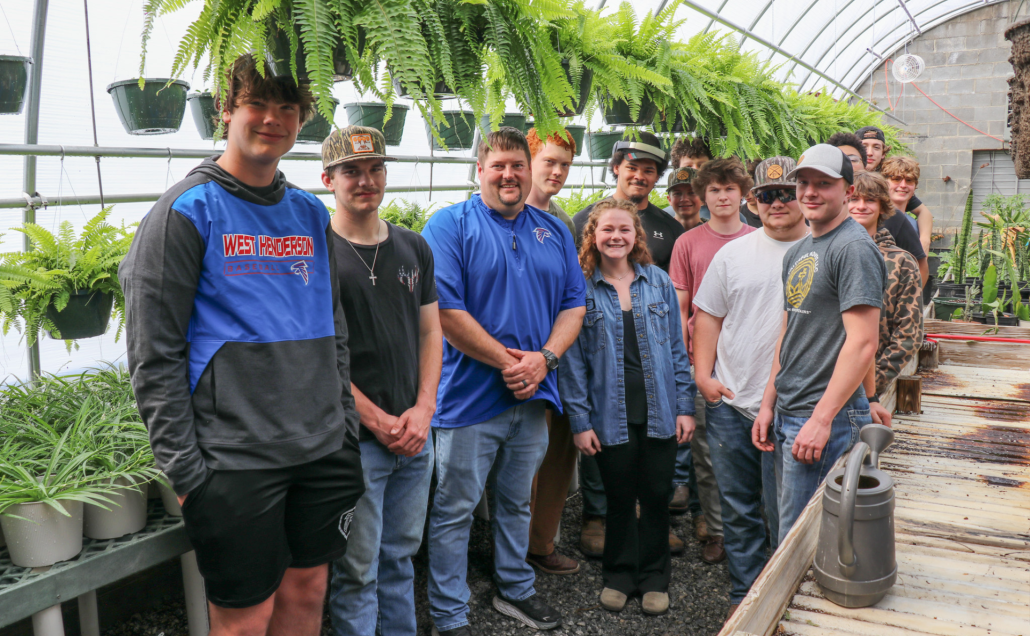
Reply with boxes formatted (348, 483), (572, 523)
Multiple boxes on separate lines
(755, 189), (797, 205)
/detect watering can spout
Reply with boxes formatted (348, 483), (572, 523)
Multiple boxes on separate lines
(860, 424), (894, 468)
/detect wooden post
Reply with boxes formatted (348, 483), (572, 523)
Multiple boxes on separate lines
(918, 340), (939, 370)
(896, 375), (922, 414)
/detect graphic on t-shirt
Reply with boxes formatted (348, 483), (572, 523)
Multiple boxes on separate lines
(533, 227), (552, 243)
(291, 261), (310, 284)
(338, 507), (355, 539)
(786, 252), (819, 308)
(397, 265), (421, 293)
(654, 231), (664, 239)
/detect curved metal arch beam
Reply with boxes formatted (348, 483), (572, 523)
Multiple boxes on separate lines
(704, 0), (732, 34)
(800, 0), (1001, 94)
(739, 0), (775, 49)
(782, 0), (885, 84)
(844, 0), (1008, 94)
(764, 0), (822, 62)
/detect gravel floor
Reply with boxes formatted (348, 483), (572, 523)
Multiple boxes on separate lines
(102, 490), (734, 636)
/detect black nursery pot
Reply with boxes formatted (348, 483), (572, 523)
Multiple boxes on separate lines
(187, 92), (218, 140)
(46, 290), (114, 340)
(601, 94), (659, 126)
(107, 78), (189, 135)
(0, 55), (31, 114)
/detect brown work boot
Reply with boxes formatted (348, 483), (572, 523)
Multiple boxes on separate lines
(726, 603), (740, 622)
(641, 591), (669, 615)
(702, 536), (726, 564)
(526, 550), (581, 575)
(600, 588), (627, 612)
(669, 485), (690, 513)
(669, 530), (685, 555)
(693, 515), (710, 541)
(580, 515), (605, 558)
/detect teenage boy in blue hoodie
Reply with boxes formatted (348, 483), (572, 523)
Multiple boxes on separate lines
(120, 55), (364, 636)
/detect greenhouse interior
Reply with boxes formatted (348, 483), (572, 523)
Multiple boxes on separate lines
(0, 0), (1028, 635)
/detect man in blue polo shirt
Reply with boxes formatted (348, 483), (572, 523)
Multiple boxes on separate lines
(422, 127), (587, 636)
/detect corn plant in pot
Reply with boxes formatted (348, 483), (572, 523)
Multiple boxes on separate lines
(0, 207), (133, 347)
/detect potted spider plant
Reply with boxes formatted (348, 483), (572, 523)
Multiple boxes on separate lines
(107, 78), (190, 135)
(81, 416), (158, 540)
(187, 91), (219, 140)
(0, 55), (31, 114)
(344, 102), (409, 146)
(0, 207), (133, 346)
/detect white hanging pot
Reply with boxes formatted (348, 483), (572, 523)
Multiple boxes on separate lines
(0, 500), (84, 567)
(83, 476), (148, 539)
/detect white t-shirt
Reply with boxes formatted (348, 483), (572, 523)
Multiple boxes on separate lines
(693, 229), (807, 419)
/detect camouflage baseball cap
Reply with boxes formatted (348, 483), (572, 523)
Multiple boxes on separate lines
(666, 166), (698, 192)
(321, 125), (395, 170)
(751, 156), (797, 192)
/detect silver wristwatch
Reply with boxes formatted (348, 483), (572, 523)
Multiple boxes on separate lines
(540, 348), (559, 371)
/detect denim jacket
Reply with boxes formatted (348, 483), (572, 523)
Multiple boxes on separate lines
(559, 262), (695, 446)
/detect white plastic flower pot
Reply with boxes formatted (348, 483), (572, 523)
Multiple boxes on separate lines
(1021, 320), (1030, 328)
(83, 477), (148, 540)
(0, 500), (84, 567)
(157, 479), (182, 517)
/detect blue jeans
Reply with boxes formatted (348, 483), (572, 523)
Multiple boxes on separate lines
(705, 400), (779, 603)
(428, 401), (549, 631)
(329, 436), (434, 636)
(774, 397), (871, 544)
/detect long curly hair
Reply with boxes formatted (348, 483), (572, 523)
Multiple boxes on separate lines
(579, 198), (653, 278)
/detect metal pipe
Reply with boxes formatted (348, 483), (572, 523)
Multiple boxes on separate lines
(22, 0), (49, 380)
(896, 0), (922, 35)
(0, 144), (608, 167)
(0, 182), (609, 210)
(676, 0), (906, 126)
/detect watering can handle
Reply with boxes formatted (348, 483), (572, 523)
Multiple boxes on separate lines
(838, 441), (871, 578)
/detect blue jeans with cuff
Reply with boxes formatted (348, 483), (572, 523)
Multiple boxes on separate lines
(427, 401), (549, 632)
(774, 396), (871, 544)
(705, 399), (779, 604)
(329, 436), (434, 636)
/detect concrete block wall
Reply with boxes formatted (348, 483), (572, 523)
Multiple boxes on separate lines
(851, 0), (1027, 231)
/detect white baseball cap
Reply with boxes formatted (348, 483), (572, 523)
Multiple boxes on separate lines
(786, 144), (855, 184)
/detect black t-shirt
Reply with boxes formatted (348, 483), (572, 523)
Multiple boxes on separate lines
(334, 222), (438, 443)
(573, 198), (686, 272)
(622, 310), (648, 425)
(905, 194), (921, 213)
(881, 212), (926, 260)
(740, 201), (763, 228)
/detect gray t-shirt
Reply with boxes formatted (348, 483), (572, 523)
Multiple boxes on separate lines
(774, 216), (886, 417)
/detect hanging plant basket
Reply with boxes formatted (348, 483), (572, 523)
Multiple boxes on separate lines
(564, 125), (586, 157)
(558, 61), (593, 117)
(480, 113), (528, 135)
(654, 111), (697, 134)
(187, 92), (219, 140)
(107, 78), (190, 135)
(83, 477), (148, 540)
(264, 26), (307, 80)
(296, 98), (340, 144)
(344, 102), (409, 146)
(601, 94), (658, 126)
(46, 290), (113, 341)
(0, 500), (83, 568)
(0, 55), (31, 115)
(426, 110), (477, 150)
(587, 130), (624, 161)
(394, 77), (456, 99)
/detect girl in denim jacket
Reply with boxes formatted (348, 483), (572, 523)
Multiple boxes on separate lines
(559, 199), (696, 616)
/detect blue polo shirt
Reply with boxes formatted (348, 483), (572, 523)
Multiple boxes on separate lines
(422, 194), (587, 428)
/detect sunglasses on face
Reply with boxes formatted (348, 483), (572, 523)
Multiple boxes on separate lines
(755, 189), (797, 205)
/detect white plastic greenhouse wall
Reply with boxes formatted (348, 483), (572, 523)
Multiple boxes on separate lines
(0, 0), (1011, 380)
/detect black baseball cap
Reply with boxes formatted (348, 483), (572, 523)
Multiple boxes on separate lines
(855, 126), (886, 144)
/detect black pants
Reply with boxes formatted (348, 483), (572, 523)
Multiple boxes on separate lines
(594, 423), (678, 596)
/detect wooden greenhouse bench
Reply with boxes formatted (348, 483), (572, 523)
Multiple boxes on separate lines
(0, 501), (208, 636)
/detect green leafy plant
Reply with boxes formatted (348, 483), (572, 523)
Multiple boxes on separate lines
(553, 183), (606, 216)
(0, 207), (134, 347)
(954, 189), (974, 283)
(379, 199), (436, 233)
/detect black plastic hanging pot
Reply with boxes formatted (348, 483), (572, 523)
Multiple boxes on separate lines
(426, 110), (477, 150)
(0, 55), (31, 115)
(296, 98), (340, 144)
(559, 61), (593, 117)
(587, 130), (624, 161)
(601, 94), (659, 126)
(480, 113), (528, 135)
(46, 290), (113, 340)
(344, 102), (409, 146)
(107, 79), (190, 135)
(654, 111), (698, 134)
(332, 31), (365, 82)
(564, 125), (586, 157)
(264, 26), (307, 80)
(393, 77), (456, 98)
(187, 92), (219, 140)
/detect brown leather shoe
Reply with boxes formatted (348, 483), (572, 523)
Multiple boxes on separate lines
(580, 515), (605, 558)
(641, 591), (669, 615)
(526, 550), (581, 575)
(726, 603), (740, 622)
(668, 530), (685, 555)
(701, 536), (726, 564)
(669, 485), (690, 513)
(693, 515), (710, 541)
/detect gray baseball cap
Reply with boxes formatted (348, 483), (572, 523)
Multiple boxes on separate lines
(785, 144), (854, 184)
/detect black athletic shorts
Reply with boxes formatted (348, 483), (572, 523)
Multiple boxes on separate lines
(180, 441), (364, 608)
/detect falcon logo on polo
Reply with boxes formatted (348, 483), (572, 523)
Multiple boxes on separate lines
(786, 252), (819, 309)
(654, 231), (664, 239)
(291, 261), (310, 285)
(351, 134), (374, 154)
(533, 227), (552, 243)
(338, 507), (355, 539)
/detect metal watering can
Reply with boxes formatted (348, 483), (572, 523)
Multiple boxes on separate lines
(814, 424), (898, 608)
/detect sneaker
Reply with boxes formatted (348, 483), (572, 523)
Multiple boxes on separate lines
(431, 625), (474, 636)
(641, 591), (670, 615)
(527, 550), (580, 575)
(693, 515), (710, 541)
(579, 515), (605, 558)
(702, 536), (727, 564)
(600, 587), (627, 612)
(492, 594), (562, 630)
(669, 530), (685, 555)
(669, 485), (691, 513)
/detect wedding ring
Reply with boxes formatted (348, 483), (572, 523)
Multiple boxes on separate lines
(522, 380), (528, 388)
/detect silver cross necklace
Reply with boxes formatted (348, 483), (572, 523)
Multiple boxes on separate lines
(342, 221), (384, 285)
